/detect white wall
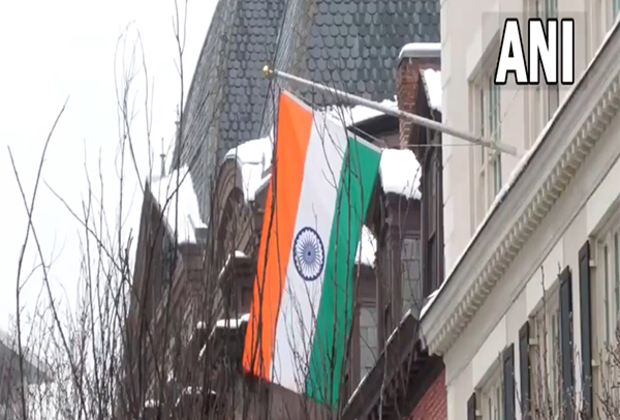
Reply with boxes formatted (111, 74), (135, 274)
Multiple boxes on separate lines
(441, 0), (591, 275)
(442, 109), (620, 419)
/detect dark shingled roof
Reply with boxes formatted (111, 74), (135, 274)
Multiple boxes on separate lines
(174, 0), (440, 222)
(294, 0), (440, 105)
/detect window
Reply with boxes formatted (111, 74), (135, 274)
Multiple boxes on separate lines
(401, 237), (422, 314)
(592, 222), (620, 418)
(613, 0), (620, 24)
(474, 75), (502, 223)
(480, 366), (504, 420)
(359, 305), (378, 381)
(422, 130), (443, 298)
(599, 227), (620, 347)
(529, 290), (561, 419)
(528, 0), (559, 134)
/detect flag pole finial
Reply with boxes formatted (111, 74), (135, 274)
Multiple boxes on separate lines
(263, 65), (274, 80)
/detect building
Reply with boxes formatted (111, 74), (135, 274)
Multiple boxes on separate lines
(343, 42), (447, 420)
(125, 103), (432, 419)
(172, 0), (439, 223)
(129, 0), (445, 417)
(0, 329), (49, 420)
(422, 1), (620, 419)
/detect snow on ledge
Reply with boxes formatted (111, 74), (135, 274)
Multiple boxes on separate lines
(380, 149), (421, 200)
(214, 313), (250, 329)
(325, 99), (399, 127)
(355, 226), (377, 267)
(399, 42), (441, 60)
(421, 69), (442, 112)
(224, 136), (273, 202)
(150, 165), (207, 244)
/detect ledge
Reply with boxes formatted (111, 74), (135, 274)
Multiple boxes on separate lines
(421, 21), (620, 356)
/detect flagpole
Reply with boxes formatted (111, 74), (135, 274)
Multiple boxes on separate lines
(263, 65), (518, 157)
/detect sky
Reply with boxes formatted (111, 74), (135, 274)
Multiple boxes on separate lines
(0, 0), (217, 332)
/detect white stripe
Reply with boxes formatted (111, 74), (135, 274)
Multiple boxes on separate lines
(270, 112), (349, 392)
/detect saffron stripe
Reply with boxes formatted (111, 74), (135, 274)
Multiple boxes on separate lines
(269, 112), (349, 392)
(242, 92), (314, 379)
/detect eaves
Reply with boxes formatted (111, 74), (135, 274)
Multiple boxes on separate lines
(420, 21), (620, 356)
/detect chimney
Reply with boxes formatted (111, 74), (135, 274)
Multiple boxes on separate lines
(396, 43), (441, 152)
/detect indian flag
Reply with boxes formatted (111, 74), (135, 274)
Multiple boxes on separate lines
(242, 91), (381, 409)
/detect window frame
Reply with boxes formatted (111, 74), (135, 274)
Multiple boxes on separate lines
(358, 302), (378, 382)
(597, 218), (620, 349)
(479, 363), (504, 420)
(528, 285), (562, 420)
(422, 131), (443, 297)
(472, 73), (503, 223)
(527, 0), (560, 137)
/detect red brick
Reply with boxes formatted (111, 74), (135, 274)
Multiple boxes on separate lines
(407, 369), (447, 420)
(396, 54), (440, 154)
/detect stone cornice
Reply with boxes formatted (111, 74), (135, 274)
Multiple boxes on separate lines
(421, 24), (620, 356)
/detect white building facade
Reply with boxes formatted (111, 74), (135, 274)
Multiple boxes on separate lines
(421, 0), (620, 418)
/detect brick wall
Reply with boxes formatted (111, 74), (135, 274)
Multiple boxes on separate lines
(396, 53), (441, 150)
(408, 368), (447, 420)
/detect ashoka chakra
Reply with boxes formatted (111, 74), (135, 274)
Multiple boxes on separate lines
(293, 227), (325, 281)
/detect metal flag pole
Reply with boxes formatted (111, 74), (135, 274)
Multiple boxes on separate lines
(262, 65), (518, 157)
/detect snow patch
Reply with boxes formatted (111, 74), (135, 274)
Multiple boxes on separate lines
(325, 99), (399, 127)
(214, 313), (250, 329)
(380, 148), (422, 200)
(224, 136), (273, 202)
(149, 166), (207, 244)
(399, 42), (441, 60)
(421, 69), (442, 112)
(355, 226), (377, 267)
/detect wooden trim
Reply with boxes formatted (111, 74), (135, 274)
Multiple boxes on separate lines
(502, 344), (516, 420)
(519, 321), (531, 420)
(467, 392), (477, 420)
(559, 266), (574, 420)
(579, 240), (593, 418)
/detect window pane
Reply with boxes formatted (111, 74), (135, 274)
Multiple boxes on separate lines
(605, 245), (611, 345)
(488, 78), (499, 140)
(548, 85), (559, 118)
(545, 0), (557, 17)
(494, 155), (502, 195)
(615, 233), (620, 324)
(480, 88), (485, 135)
(401, 238), (421, 313)
(359, 305), (377, 381)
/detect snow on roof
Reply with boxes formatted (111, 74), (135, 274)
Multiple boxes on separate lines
(420, 16), (620, 321)
(224, 136), (273, 202)
(217, 250), (249, 280)
(399, 42), (441, 60)
(421, 69), (442, 112)
(325, 99), (399, 127)
(355, 225), (377, 267)
(379, 148), (422, 200)
(149, 165), (206, 244)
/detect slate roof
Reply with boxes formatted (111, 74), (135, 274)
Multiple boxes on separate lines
(174, 0), (440, 222)
(289, 0), (440, 106)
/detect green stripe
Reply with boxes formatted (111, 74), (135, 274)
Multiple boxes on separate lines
(305, 137), (381, 409)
